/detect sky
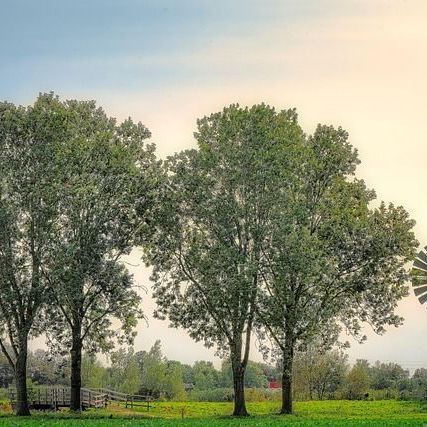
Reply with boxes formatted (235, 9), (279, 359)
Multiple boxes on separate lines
(2, 0), (427, 370)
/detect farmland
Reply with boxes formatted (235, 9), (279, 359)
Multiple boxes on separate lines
(1, 400), (427, 426)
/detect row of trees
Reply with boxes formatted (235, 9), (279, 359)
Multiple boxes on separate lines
(82, 341), (274, 398)
(0, 94), (418, 416)
(144, 105), (417, 415)
(5, 342), (427, 404)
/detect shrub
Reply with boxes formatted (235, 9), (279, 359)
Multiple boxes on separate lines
(188, 388), (234, 402)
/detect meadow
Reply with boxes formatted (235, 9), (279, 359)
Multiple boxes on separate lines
(1, 400), (427, 426)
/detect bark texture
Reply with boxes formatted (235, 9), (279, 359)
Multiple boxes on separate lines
(14, 347), (30, 416)
(70, 326), (83, 411)
(231, 358), (249, 417)
(280, 344), (294, 414)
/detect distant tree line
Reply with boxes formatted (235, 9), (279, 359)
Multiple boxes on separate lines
(0, 94), (417, 416)
(1, 341), (426, 404)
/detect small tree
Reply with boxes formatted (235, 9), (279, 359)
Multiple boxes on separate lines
(81, 355), (108, 389)
(109, 348), (141, 394)
(345, 360), (371, 400)
(293, 347), (348, 400)
(164, 361), (186, 400)
(139, 340), (166, 395)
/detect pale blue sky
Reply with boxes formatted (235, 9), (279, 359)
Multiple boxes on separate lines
(0, 0), (370, 100)
(3, 0), (427, 370)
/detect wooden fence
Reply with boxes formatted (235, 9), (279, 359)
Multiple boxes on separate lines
(8, 386), (154, 411)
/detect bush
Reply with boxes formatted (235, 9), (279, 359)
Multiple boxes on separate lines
(245, 388), (281, 402)
(188, 388), (234, 402)
(0, 388), (8, 401)
(367, 388), (399, 400)
(188, 387), (281, 402)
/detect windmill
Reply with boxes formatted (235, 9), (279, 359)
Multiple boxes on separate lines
(411, 247), (427, 306)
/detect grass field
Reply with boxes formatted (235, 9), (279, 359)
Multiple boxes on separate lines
(1, 400), (427, 426)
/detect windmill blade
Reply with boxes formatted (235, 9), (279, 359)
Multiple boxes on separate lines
(413, 259), (427, 271)
(414, 285), (427, 297)
(418, 250), (427, 265)
(419, 293), (427, 305)
(413, 275), (427, 286)
(412, 247), (427, 309)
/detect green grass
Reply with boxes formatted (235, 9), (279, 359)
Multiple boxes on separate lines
(1, 400), (427, 426)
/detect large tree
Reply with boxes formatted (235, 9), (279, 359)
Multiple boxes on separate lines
(143, 104), (304, 416)
(0, 95), (64, 415)
(43, 98), (157, 410)
(256, 124), (417, 413)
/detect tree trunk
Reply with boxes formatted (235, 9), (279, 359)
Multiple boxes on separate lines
(231, 359), (249, 417)
(280, 344), (294, 414)
(70, 329), (83, 411)
(15, 346), (30, 416)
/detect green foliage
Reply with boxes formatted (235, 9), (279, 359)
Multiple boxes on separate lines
(344, 360), (371, 400)
(43, 94), (158, 354)
(81, 355), (108, 389)
(164, 362), (186, 401)
(139, 340), (167, 394)
(0, 94), (65, 365)
(188, 388), (234, 402)
(192, 361), (220, 390)
(108, 341), (186, 400)
(108, 348), (141, 395)
(369, 361), (409, 390)
(28, 349), (70, 386)
(293, 347), (348, 400)
(220, 360), (270, 388)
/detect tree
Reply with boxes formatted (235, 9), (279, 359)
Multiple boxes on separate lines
(42, 97), (157, 410)
(413, 368), (427, 380)
(139, 340), (166, 395)
(28, 349), (70, 386)
(181, 363), (194, 384)
(143, 104), (303, 416)
(81, 354), (108, 389)
(345, 360), (371, 399)
(192, 361), (220, 390)
(164, 361), (186, 400)
(293, 347), (348, 400)
(370, 361), (409, 390)
(0, 95), (64, 415)
(256, 124), (417, 413)
(109, 348), (141, 394)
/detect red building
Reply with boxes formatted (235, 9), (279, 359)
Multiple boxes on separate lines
(268, 380), (281, 389)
